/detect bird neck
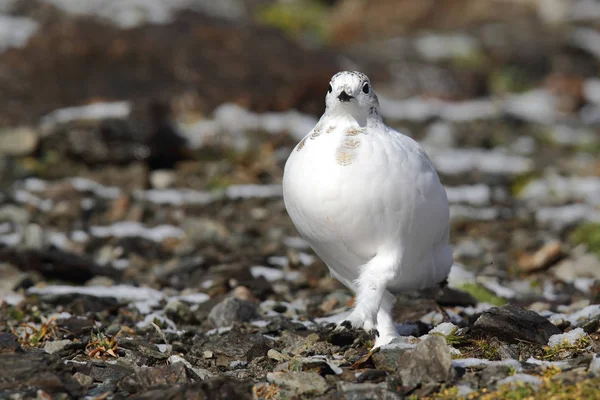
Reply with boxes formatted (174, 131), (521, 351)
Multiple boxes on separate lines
(323, 106), (383, 129)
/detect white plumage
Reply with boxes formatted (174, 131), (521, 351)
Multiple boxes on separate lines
(282, 71), (453, 348)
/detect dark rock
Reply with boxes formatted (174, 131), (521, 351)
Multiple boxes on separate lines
(73, 360), (133, 384)
(245, 342), (272, 363)
(62, 296), (121, 314)
(0, 11), (339, 126)
(208, 297), (259, 328)
(58, 317), (96, 336)
(0, 332), (22, 354)
(194, 330), (274, 362)
(1, 248), (122, 283)
(119, 340), (169, 365)
(356, 369), (388, 383)
(389, 336), (454, 390)
(119, 362), (189, 394)
(436, 286), (477, 307)
(128, 377), (252, 400)
(472, 304), (562, 345)
(0, 351), (83, 398)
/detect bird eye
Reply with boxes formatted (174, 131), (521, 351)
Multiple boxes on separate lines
(362, 83), (370, 94)
(328, 84), (332, 93)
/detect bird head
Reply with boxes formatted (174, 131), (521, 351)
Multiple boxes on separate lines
(325, 71), (380, 125)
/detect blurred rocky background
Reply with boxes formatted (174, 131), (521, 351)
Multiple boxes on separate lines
(1, 0), (600, 399)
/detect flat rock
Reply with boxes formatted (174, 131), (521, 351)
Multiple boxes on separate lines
(208, 297), (259, 328)
(44, 339), (73, 355)
(267, 371), (328, 396)
(73, 360), (133, 384)
(391, 335), (454, 389)
(195, 329), (274, 362)
(0, 351), (83, 397)
(472, 304), (562, 345)
(128, 378), (252, 400)
(337, 382), (401, 400)
(119, 362), (190, 394)
(119, 339), (169, 364)
(0, 248), (122, 283)
(372, 345), (413, 373)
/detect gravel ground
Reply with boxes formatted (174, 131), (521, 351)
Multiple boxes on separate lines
(1, 1), (600, 399)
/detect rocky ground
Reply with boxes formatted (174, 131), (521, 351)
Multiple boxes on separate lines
(2, 0), (600, 399)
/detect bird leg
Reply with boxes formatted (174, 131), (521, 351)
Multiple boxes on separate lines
(373, 290), (399, 348)
(339, 254), (396, 337)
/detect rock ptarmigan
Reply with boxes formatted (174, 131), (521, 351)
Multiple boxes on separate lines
(282, 71), (453, 348)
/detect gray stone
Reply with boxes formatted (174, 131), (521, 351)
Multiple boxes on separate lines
(472, 304), (561, 345)
(119, 362), (189, 393)
(164, 299), (193, 323)
(553, 253), (600, 282)
(266, 371), (328, 396)
(72, 372), (94, 388)
(372, 344), (413, 373)
(393, 335), (453, 388)
(208, 297), (259, 328)
(337, 382), (401, 400)
(478, 364), (513, 387)
(44, 340), (73, 355)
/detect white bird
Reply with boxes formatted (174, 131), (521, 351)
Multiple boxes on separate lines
(282, 71), (453, 348)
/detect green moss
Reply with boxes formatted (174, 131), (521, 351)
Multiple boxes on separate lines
(510, 172), (539, 197)
(457, 283), (507, 306)
(489, 67), (535, 95)
(543, 335), (591, 361)
(479, 377), (600, 400)
(423, 377), (600, 400)
(255, 1), (329, 43)
(569, 223), (600, 257)
(474, 339), (501, 361)
(450, 50), (488, 71)
(431, 327), (466, 346)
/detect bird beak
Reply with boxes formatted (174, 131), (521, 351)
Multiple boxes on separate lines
(337, 91), (353, 102)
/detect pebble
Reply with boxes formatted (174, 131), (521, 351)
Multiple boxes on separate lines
(43, 339), (72, 355)
(267, 349), (289, 362)
(472, 304), (561, 345)
(208, 297), (259, 328)
(518, 241), (562, 273)
(266, 371), (328, 396)
(73, 372), (94, 388)
(0, 127), (38, 156)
